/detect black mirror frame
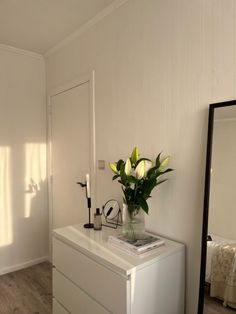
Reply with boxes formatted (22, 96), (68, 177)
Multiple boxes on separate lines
(198, 100), (236, 313)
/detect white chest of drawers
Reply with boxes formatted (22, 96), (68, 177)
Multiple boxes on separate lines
(52, 224), (185, 314)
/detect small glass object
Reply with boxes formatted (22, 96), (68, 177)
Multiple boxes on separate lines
(94, 208), (102, 230)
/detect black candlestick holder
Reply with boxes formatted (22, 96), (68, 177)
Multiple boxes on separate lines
(76, 182), (94, 229)
(83, 197), (94, 229)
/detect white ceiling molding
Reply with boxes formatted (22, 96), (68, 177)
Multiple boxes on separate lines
(44, 0), (129, 58)
(0, 43), (44, 60)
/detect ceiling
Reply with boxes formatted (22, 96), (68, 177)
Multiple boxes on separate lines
(0, 0), (115, 54)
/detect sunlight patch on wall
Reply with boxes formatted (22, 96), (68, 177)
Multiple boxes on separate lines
(24, 143), (46, 218)
(0, 146), (13, 247)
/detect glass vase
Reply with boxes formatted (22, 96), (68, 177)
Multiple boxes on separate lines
(122, 203), (145, 240)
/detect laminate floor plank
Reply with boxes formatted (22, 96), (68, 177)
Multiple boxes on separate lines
(204, 291), (236, 314)
(0, 262), (52, 314)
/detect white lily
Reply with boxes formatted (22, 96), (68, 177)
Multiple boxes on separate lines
(158, 156), (170, 172)
(124, 158), (132, 175)
(135, 160), (145, 179)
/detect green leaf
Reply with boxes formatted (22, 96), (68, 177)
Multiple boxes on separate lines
(137, 195), (149, 214)
(142, 178), (157, 196)
(118, 179), (126, 187)
(147, 166), (158, 178)
(142, 177), (155, 190)
(131, 147), (139, 164)
(120, 163), (126, 181)
(155, 152), (162, 168)
(156, 168), (174, 178)
(124, 187), (135, 203)
(116, 159), (124, 171)
(112, 174), (119, 180)
(155, 179), (167, 186)
(122, 187), (128, 203)
(126, 176), (138, 184)
(161, 168), (174, 174)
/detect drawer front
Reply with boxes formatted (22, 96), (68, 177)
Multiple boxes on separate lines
(53, 269), (110, 314)
(53, 298), (70, 314)
(53, 238), (129, 314)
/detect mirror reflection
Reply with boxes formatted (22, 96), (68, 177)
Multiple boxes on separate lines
(204, 105), (236, 313)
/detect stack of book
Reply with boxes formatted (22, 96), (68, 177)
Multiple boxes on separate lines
(108, 233), (165, 256)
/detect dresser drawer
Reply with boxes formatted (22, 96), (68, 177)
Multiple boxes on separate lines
(53, 298), (70, 314)
(53, 269), (110, 314)
(53, 238), (129, 313)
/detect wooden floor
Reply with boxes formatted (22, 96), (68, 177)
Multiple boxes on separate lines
(0, 262), (52, 314)
(204, 291), (236, 314)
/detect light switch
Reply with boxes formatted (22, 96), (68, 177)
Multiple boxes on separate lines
(98, 160), (106, 169)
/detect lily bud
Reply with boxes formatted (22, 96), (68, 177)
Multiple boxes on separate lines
(135, 160), (145, 179)
(131, 147), (139, 164)
(124, 158), (132, 175)
(109, 162), (118, 174)
(158, 156), (170, 172)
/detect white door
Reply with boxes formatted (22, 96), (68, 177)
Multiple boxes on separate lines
(49, 78), (94, 229)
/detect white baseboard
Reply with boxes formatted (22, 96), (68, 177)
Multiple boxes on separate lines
(0, 256), (50, 276)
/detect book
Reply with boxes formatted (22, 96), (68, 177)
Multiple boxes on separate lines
(108, 241), (160, 257)
(108, 233), (164, 255)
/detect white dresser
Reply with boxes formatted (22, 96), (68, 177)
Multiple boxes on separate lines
(52, 224), (185, 314)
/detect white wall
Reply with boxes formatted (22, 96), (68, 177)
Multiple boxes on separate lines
(0, 45), (48, 274)
(208, 119), (236, 241)
(45, 0), (236, 312)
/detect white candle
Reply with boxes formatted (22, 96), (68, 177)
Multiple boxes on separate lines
(86, 173), (91, 198)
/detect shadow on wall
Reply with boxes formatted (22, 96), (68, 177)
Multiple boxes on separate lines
(0, 143), (47, 267)
(24, 143), (46, 219)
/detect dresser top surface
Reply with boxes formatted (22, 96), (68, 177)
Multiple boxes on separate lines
(53, 224), (184, 276)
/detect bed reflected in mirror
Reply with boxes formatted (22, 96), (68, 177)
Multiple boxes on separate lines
(199, 101), (236, 314)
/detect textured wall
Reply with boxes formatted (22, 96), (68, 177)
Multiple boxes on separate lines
(45, 0), (236, 312)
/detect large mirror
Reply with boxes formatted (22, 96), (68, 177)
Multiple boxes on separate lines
(198, 101), (236, 313)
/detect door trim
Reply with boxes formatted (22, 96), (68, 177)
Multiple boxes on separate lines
(47, 71), (96, 257)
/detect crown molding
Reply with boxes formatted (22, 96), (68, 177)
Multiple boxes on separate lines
(44, 0), (129, 58)
(0, 43), (44, 60)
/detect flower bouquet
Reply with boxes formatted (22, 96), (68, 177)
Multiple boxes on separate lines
(109, 147), (173, 239)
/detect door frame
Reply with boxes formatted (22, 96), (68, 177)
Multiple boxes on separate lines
(47, 71), (96, 251)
